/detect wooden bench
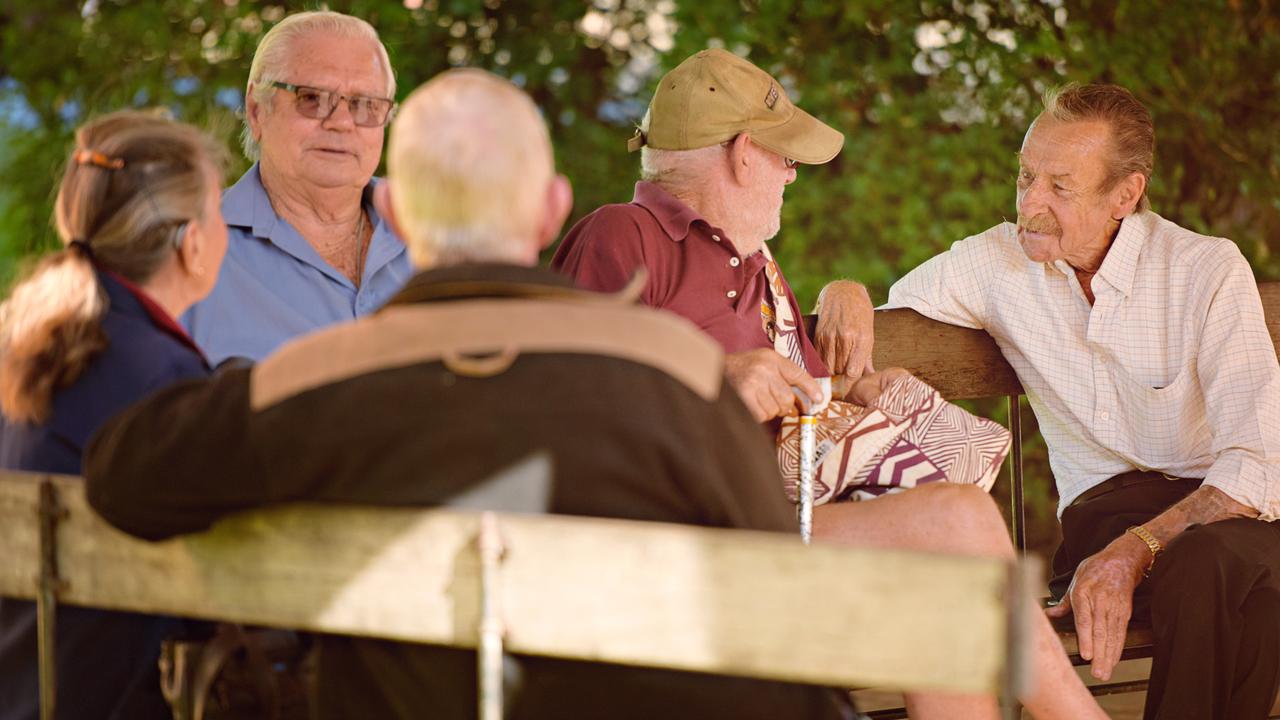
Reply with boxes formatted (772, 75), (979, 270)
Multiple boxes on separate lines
(0, 472), (1037, 720)
(868, 280), (1280, 706)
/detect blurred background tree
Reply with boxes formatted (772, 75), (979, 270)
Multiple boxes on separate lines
(2, 0), (1277, 553)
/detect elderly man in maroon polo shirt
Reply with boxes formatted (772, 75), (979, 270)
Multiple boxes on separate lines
(553, 48), (1107, 720)
(556, 51), (872, 422)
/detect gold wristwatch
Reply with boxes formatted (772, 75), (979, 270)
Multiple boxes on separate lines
(1126, 525), (1163, 577)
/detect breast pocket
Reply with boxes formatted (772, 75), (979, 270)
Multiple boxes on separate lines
(1112, 368), (1210, 465)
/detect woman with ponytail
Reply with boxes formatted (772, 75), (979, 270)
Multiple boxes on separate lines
(0, 110), (227, 720)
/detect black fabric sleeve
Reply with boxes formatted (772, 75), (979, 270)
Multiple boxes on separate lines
(681, 377), (798, 534)
(83, 367), (263, 541)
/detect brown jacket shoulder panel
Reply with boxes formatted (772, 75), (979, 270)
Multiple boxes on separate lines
(251, 299), (724, 411)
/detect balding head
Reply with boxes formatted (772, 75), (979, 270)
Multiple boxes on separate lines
(380, 69), (571, 268)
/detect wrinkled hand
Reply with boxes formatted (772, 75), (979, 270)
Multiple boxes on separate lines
(724, 349), (822, 423)
(1045, 532), (1151, 680)
(844, 367), (911, 407)
(814, 280), (875, 378)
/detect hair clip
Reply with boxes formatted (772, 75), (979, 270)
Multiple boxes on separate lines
(73, 149), (125, 170)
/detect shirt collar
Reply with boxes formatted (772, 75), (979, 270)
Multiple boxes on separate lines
(99, 269), (207, 360)
(631, 181), (705, 242)
(387, 263), (641, 307)
(221, 163), (403, 289)
(223, 162), (390, 235)
(1094, 211), (1152, 298)
(221, 163), (275, 236)
(1044, 211), (1151, 298)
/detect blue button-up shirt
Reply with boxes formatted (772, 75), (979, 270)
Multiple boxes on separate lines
(183, 164), (413, 365)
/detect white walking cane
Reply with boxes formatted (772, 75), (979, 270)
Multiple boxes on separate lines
(795, 377), (830, 545)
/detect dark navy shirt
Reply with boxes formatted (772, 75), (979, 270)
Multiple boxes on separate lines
(0, 270), (208, 720)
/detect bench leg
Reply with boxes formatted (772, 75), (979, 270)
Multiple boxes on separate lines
(37, 479), (66, 720)
(1007, 395), (1026, 555)
(478, 513), (506, 720)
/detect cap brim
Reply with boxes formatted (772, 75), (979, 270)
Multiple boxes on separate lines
(750, 106), (844, 165)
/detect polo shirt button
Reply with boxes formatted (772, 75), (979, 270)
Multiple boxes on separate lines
(712, 235), (721, 242)
(727, 290), (738, 299)
(729, 257), (741, 267)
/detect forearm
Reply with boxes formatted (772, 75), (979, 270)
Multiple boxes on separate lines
(85, 369), (260, 539)
(1142, 484), (1259, 547)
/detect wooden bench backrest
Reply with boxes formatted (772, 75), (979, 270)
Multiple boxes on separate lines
(0, 472), (1033, 696)
(873, 282), (1280, 400)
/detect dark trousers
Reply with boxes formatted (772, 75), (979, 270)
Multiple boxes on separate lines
(1049, 473), (1280, 720)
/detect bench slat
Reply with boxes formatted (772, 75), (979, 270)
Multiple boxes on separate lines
(1057, 625), (1155, 665)
(872, 308), (1021, 400)
(0, 472), (1029, 695)
(873, 281), (1279, 401)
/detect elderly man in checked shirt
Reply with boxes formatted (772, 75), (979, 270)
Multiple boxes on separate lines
(887, 83), (1280, 720)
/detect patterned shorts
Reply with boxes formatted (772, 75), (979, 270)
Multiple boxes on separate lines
(778, 374), (1011, 504)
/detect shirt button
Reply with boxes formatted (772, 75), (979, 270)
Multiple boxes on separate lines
(727, 290), (738, 299)
(712, 235), (721, 242)
(1100, 411), (1110, 421)
(729, 257), (741, 267)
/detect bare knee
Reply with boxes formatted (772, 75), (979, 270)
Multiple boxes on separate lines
(813, 483), (1013, 558)
(907, 482), (1000, 518)
(908, 484), (1013, 558)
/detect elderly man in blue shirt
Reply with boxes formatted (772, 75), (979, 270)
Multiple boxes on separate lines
(184, 10), (412, 365)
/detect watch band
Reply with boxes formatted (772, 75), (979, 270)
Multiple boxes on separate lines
(1126, 525), (1163, 576)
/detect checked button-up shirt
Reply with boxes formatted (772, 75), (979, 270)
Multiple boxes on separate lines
(887, 210), (1280, 519)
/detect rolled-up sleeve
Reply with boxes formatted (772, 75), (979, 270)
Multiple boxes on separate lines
(1195, 244), (1280, 520)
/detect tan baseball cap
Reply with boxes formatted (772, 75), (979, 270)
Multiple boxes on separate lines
(627, 48), (844, 164)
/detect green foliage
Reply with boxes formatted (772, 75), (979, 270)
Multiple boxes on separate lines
(660, 0), (1280, 304)
(1, 0), (1277, 552)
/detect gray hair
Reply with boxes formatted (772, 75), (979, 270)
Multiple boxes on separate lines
(638, 110), (726, 193)
(240, 11), (395, 161)
(1, 110), (225, 424)
(1042, 83), (1155, 212)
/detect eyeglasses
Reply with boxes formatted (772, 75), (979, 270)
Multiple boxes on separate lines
(784, 157), (798, 169)
(271, 81), (397, 128)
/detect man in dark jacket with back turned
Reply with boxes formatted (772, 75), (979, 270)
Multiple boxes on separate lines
(84, 69), (856, 720)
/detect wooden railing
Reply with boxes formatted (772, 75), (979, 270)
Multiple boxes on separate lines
(0, 472), (1036, 720)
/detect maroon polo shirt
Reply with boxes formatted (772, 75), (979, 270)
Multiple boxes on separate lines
(553, 182), (829, 378)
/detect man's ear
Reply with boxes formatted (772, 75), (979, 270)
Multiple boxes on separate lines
(537, 174), (573, 250)
(1111, 171), (1147, 219)
(245, 83), (264, 143)
(728, 133), (754, 187)
(373, 181), (408, 244)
